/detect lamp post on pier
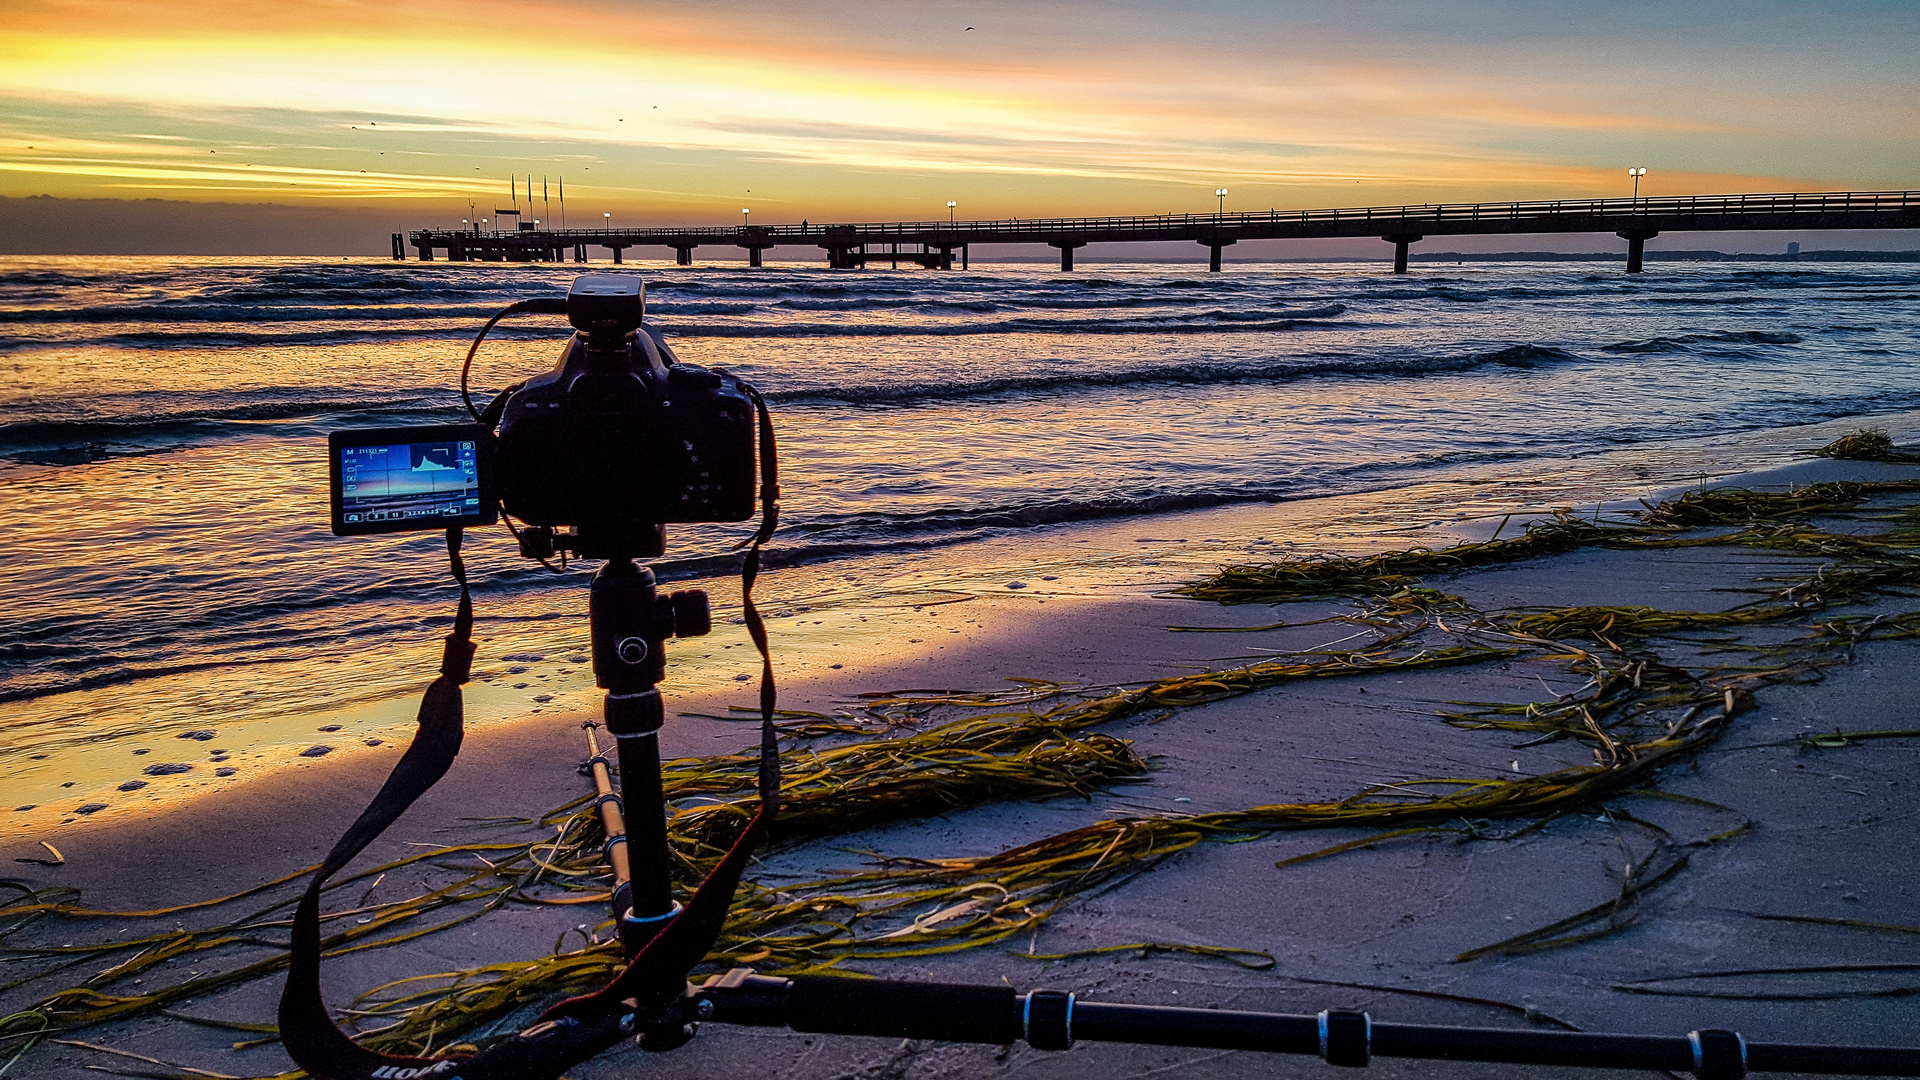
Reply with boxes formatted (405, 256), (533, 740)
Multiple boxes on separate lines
(1620, 169), (1656, 273)
(947, 200), (957, 224)
(1215, 187), (1229, 214)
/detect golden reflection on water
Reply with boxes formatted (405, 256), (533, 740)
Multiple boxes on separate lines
(4, 450), (1811, 837)
(7, 257), (1916, 838)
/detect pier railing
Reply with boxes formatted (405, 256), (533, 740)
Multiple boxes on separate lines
(400, 189), (1919, 271)
(422, 190), (1916, 242)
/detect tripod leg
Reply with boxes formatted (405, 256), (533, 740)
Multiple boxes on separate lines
(608, 689), (676, 952)
(580, 723), (635, 922)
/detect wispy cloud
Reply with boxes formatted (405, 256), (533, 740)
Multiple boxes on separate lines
(0, 156), (485, 197)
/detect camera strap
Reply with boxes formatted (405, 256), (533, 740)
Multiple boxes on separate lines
(278, 528), (485, 1079)
(278, 396), (783, 1080)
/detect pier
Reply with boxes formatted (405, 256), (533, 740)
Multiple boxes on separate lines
(399, 189), (1919, 273)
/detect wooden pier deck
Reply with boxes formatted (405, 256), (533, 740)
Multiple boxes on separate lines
(399, 189), (1920, 273)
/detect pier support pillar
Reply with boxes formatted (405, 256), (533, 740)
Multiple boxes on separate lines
(962, 243), (969, 271)
(604, 244), (630, 264)
(673, 246), (696, 266)
(1617, 229), (1659, 273)
(392, 233), (405, 260)
(575, 244), (587, 262)
(1202, 238), (1237, 272)
(821, 244), (867, 268)
(739, 228), (772, 268)
(1051, 241), (1086, 271)
(1383, 233), (1423, 273)
(822, 230), (865, 269)
(937, 246), (955, 270)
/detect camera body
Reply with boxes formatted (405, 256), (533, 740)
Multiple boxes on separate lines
(328, 274), (758, 556)
(495, 324), (758, 534)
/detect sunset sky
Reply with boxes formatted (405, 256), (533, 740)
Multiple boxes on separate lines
(2, 0), (1915, 227)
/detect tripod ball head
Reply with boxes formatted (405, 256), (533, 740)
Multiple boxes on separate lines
(590, 563), (712, 698)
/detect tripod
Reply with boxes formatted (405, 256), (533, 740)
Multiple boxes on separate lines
(579, 550), (710, 956)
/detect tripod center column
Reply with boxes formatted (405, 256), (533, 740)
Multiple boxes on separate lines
(590, 557), (679, 944)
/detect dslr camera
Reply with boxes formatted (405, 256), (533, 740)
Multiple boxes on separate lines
(329, 274), (760, 559)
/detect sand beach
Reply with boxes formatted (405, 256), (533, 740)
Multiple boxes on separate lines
(4, 0), (1917, 1070)
(6, 447), (1920, 1080)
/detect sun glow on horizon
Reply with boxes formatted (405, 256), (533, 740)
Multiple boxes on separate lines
(0, 0), (1913, 224)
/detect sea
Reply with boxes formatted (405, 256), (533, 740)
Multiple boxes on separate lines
(4, 253), (1918, 830)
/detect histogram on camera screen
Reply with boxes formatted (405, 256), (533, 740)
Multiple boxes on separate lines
(338, 440), (481, 523)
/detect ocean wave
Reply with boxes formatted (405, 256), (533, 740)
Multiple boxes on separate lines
(771, 343), (1577, 406)
(197, 272), (534, 305)
(0, 395), (453, 461)
(1352, 287), (1492, 303)
(0, 298), (771, 323)
(765, 291), (1324, 314)
(1642, 295), (1763, 305)
(0, 322), (570, 352)
(1600, 330), (1804, 354)
(772, 296), (1009, 313)
(0, 294), (1347, 330)
(0, 656), (307, 706)
(665, 305), (1349, 339)
(0, 302), (516, 324)
(778, 491), (1292, 544)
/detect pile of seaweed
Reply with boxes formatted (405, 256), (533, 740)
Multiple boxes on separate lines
(8, 453), (1920, 1077)
(1814, 427), (1920, 464)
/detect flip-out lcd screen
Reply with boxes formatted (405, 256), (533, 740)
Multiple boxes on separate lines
(329, 425), (496, 535)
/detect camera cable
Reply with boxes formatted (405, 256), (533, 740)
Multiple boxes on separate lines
(460, 297), (567, 422)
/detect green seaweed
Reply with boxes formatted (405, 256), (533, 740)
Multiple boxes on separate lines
(14, 478), (1920, 1068)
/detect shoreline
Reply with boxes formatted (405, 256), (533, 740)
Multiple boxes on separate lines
(10, 408), (1920, 840)
(6, 446), (1920, 1077)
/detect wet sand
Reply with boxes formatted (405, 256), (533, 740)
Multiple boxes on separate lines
(6, 457), (1920, 1079)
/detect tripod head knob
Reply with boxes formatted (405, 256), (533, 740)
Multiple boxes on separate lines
(670, 590), (711, 638)
(615, 637), (650, 665)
